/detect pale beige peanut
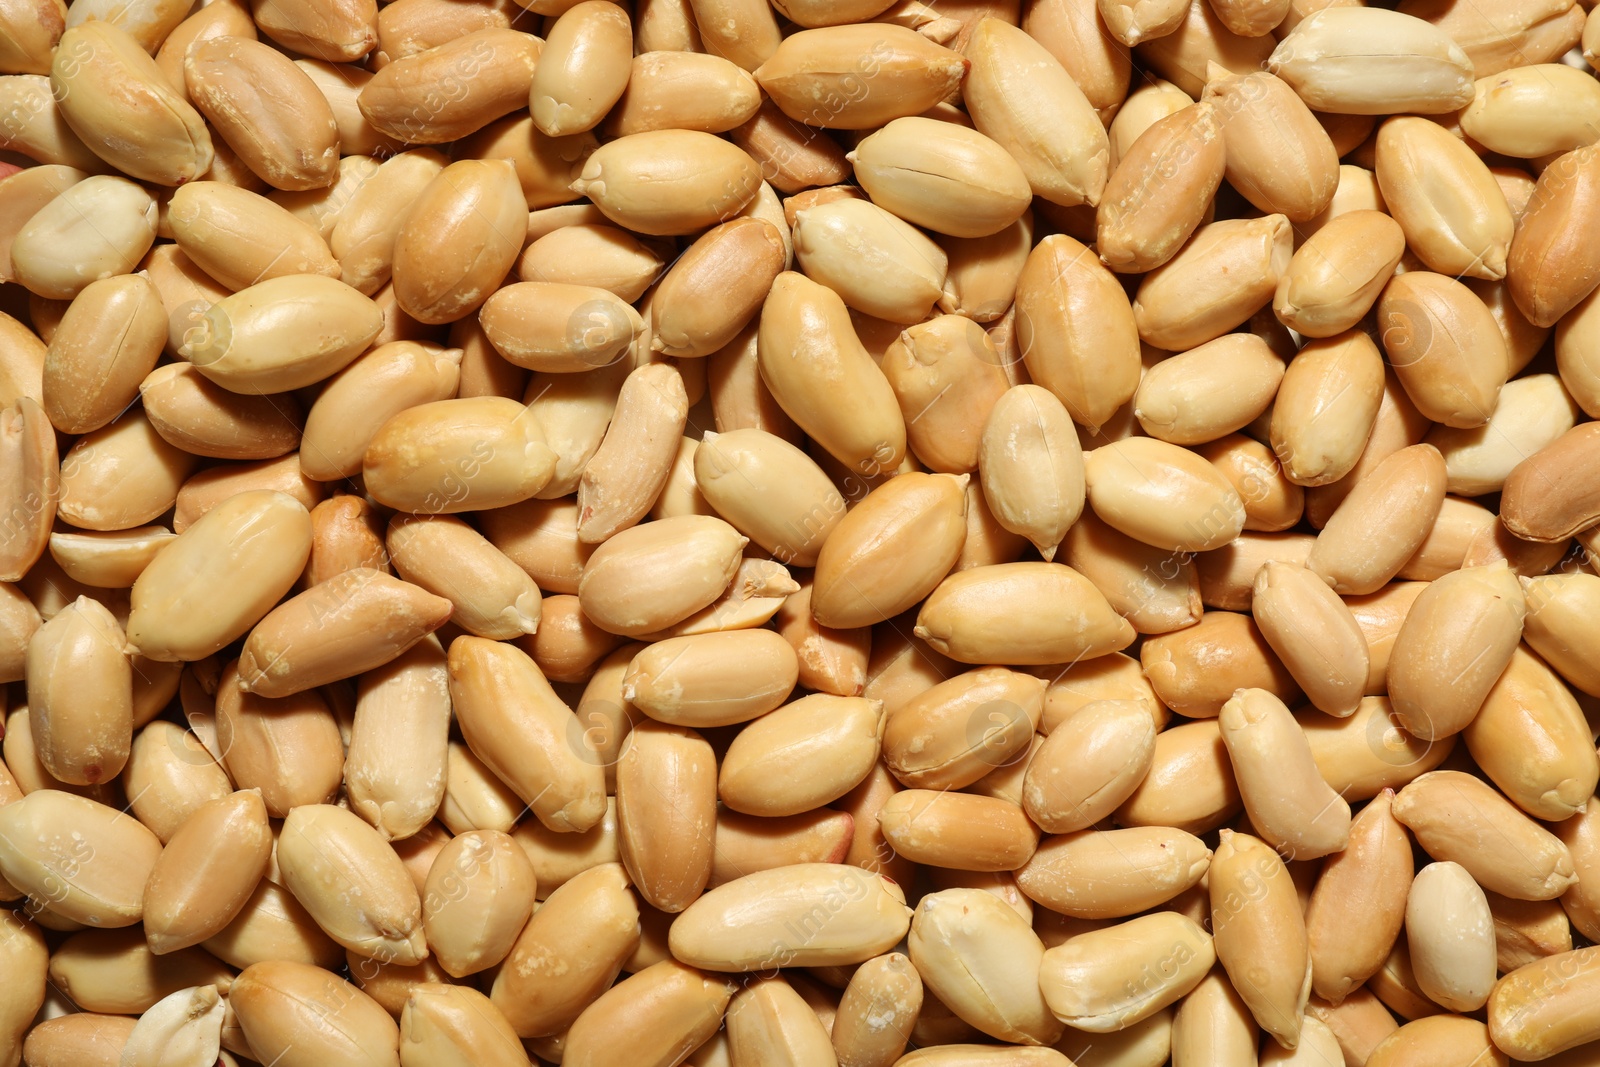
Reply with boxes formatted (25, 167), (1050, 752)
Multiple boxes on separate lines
(725, 977), (837, 1066)
(125, 490), (310, 661)
(605, 51), (759, 136)
(1364, 1015), (1506, 1067)
(391, 158), (525, 325)
(1274, 211), (1404, 338)
(0, 75), (104, 173)
(1302, 366), (1429, 527)
(564, 960), (734, 1067)
(490, 861), (638, 1037)
(396, 985), (525, 1067)
(167, 453), (321, 535)
(877, 789), (1038, 872)
(1507, 142), (1600, 328)
(964, 18), (1108, 209)
(0, 790), (160, 926)
(1126, 0), (1277, 99)
(328, 149), (448, 296)
(277, 803), (426, 966)
(383, 516), (540, 641)
(168, 184), (338, 297)
(1427, 373), (1578, 498)
(18, 1014), (138, 1067)
(1134, 333), (1283, 446)
(1393, 770), (1577, 900)
(178, 274), (381, 394)
(1267, 8), (1474, 113)
(362, 396), (557, 515)
(1386, 561), (1524, 740)
(906, 888), (1060, 1046)
(41, 273), (163, 435)
(669, 863), (910, 971)
(611, 720), (714, 913)
(1021, 699), (1154, 834)
(357, 28), (539, 144)
(1251, 562), (1367, 716)
(1305, 789), (1412, 1004)
(420, 829), (534, 978)
(1024, 0), (1131, 118)
(980, 384), (1085, 561)
(1501, 423), (1600, 542)
(1399, 0), (1582, 77)
(137, 364), (301, 463)
(0, 582), (40, 683)
(1039, 912), (1214, 1032)
(1133, 215), (1292, 351)
(1017, 826), (1210, 919)
(1220, 688), (1351, 859)
(447, 635), (605, 832)
(1099, 0), (1187, 46)
(1209, 830), (1309, 1048)
(0, 908), (47, 1067)
(711, 808), (853, 887)
(1114, 719), (1240, 833)
(346, 952), (453, 1020)
(729, 103), (850, 199)
(1084, 436), (1246, 553)
(251, 0), (375, 60)
(757, 271), (906, 477)
(1523, 571), (1600, 695)
(300, 342), (462, 480)
(1269, 330), (1385, 488)
(182, 36), (338, 192)
(1379, 271), (1510, 427)
(752, 24), (964, 129)
(1559, 797), (1600, 942)
(121, 720), (232, 843)
(229, 960), (398, 1067)
(154, 1), (258, 106)
(719, 693), (882, 817)
(0, 398), (54, 583)
(1014, 233), (1140, 430)
(883, 666), (1043, 791)
(831, 952), (921, 1067)
(480, 281), (644, 373)
(571, 129), (762, 236)
(0, 169), (89, 294)
(0, 0), (65, 75)
(1304, 989), (1399, 1067)
(848, 116), (1031, 238)
(142, 790), (270, 955)
(939, 211), (1032, 324)
(1202, 65), (1338, 222)
(1461, 64), (1600, 159)
(523, 363), (628, 501)
(1375, 117), (1512, 281)
(693, 429), (843, 567)
(576, 362), (687, 543)
(1057, 509), (1194, 634)
(9, 175), (156, 301)
(578, 514), (745, 637)
(519, 224), (663, 302)
(341, 638), (451, 841)
(916, 561), (1134, 666)
(1404, 860), (1495, 1014)
(654, 218), (785, 356)
(24, 597), (129, 790)
(622, 629), (798, 728)
(530, 0), (631, 137)
(1106, 79), (1192, 167)
(793, 200), (947, 327)
(203, 880), (343, 971)
(1464, 645), (1599, 821)
(43, 930), (229, 1014)
(439, 740), (520, 835)
(882, 315), (1010, 474)
(1307, 444), (1448, 596)
(1488, 947), (1600, 1061)
(1097, 102), (1224, 274)
(49, 22), (212, 185)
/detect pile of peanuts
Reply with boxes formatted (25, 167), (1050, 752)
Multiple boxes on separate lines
(4, 0), (1600, 1061)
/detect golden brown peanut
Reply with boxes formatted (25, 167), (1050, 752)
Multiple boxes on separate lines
(980, 384), (1085, 560)
(121, 719), (232, 843)
(1406, 860), (1495, 1013)
(794, 200), (947, 327)
(1013, 234), (1140, 430)
(1501, 423), (1600, 543)
(167, 453), (321, 535)
(654, 218), (786, 357)
(126, 490), (310, 661)
(1305, 789), (1412, 1005)
(964, 18), (1109, 209)
(358, 28), (540, 144)
(0, 0), (66, 75)
(1084, 436), (1246, 553)
(1133, 333), (1283, 446)
(327, 149), (448, 296)
(1209, 830), (1309, 1048)
(183, 36), (338, 193)
(1379, 270), (1508, 428)
(612, 719), (714, 913)
(136, 363), (300, 461)
(757, 271), (907, 477)
(0, 582), (41, 683)
(1299, 695), (1454, 801)
(1488, 947), (1600, 1061)
(882, 315), (1010, 474)
(606, 51), (760, 136)
(578, 514), (745, 637)
(623, 629), (798, 728)
(711, 808), (854, 887)
(214, 668), (343, 818)
(1096, 102), (1224, 274)
(939, 212), (1032, 325)
(575, 362), (687, 543)
(849, 116), (1031, 238)
(730, 102), (850, 197)
(462, 115), (598, 213)
(383, 516), (539, 641)
(1508, 143), (1600, 328)
(19, 1014), (138, 1067)
(1019, 699), (1153, 833)
(519, 224), (663, 302)
(1387, 561), (1524, 740)
(669, 863), (910, 971)
(877, 789), (1037, 872)
(572, 129), (762, 236)
(1523, 571), (1600, 695)
(9, 175), (156, 300)
(752, 24), (965, 130)
(1060, 508), (1202, 634)
(251, 0), (375, 60)
(1303, 368), (1428, 528)
(1135, 0), (1276, 99)
(41, 274), (163, 434)
(1274, 211), (1404, 338)
(884, 666), (1043, 791)
(397, 984), (526, 1067)
(491, 861), (638, 1037)
(0, 907), (47, 1067)
(1252, 562), (1368, 716)
(832, 952), (922, 1067)
(1204, 435), (1305, 530)
(1106, 79), (1191, 167)
(1221, 688), (1351, 858)
(694, 429), (844, 567)
(1098, 0), (1187, 48)
(391, 158), (525, 325)
(916, 561), (1133, 666)
(1133, 215), (1292, 351)
(530, 1), (631, 137)
(26, 596), (131, 786)
(1464, 646), (1598, 821)
(725, 976), (837, 1066)
(1024, 0), (1130, 119)
(774, 583), (869, 698)
(420, 829), (534, 978)
(50, 22), (212, 185)
(1204, 66), (1338, 222)
(362, 396), (557, 515)
(230, 960), (398, 1067)
(143, 790), (272, 955)
(1143, 610), (1299, 718)
(1115, 719), (1240, 834)
(1559, 797), (1600, 942)
(719, 693), (882, 817)
(0, 789), (160, 927)
(1305, 989), (1399, 1067)
(563, 961), (734, 1067)
(153, 2), (255, 107)
(1308, 444), (1448, 596)
(438, 739), (520, 835)
(480, 281), (643, 373)
(203, 879), (342, 971)
(46, 929), (230, 1014)
(169, 184), (338, 297)
(0, 75), (105, 172)
(1366, 1015), (1507, 1067)
(0, 398), (55, 583)
(1394, 770), (1577, 900)
(1039, 912), (1214, 1032)
(906, 888), (1060, 1045)
(302, 343), (463, 479)
(1375, 117), (1513, 281)
(1267, 8), (1474, 113)
(1270, 330), (1386, 489)
(1018, 826), (1210, 919)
